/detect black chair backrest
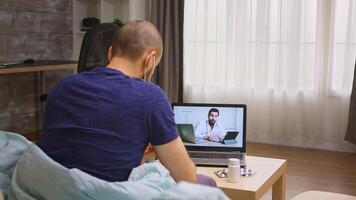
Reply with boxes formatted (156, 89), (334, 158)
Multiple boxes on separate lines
(77, 23), (118, 73)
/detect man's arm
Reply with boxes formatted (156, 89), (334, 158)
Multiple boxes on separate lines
(209, 122), (226, 142)
(154, 137), (197, 183)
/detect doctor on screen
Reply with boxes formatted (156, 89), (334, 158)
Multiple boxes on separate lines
(194, 108), (226, 142)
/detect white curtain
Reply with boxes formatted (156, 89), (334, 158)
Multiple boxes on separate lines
(184, 0), (356, 152)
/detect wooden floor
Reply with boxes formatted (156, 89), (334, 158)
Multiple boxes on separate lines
(246, 142), (356, 199)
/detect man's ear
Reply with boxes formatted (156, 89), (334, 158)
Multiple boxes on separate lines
(150, 51), (157, 67)
(107, 46), (113, 62)
(144, 51), (157, 70)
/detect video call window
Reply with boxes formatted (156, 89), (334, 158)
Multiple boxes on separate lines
(173, 105), (245, 148)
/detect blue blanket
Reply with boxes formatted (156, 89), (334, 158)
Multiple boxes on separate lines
(0, 132), (30, 193)
(0, 132), (229, 200)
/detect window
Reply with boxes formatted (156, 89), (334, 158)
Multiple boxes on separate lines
(184, 0), (356, 93)
(330, 0), (356, 92)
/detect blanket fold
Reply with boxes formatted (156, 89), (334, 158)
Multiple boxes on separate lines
(0, 131), (30, 193)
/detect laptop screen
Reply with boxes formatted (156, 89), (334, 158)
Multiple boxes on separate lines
(172, 103), (246, 152)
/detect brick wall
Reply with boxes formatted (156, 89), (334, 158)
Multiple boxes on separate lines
(0, 0), (73, 140)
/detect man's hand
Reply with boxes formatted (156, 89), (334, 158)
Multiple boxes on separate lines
(154, 137), (197, 183)
(203, 135), (221, 142)
(144, 143), (154, 154)
(202, 135), (210, 141)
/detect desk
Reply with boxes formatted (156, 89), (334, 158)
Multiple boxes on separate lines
(0, 60), (77, 140)
(197, 156), (287, 200)
(0, 60), (77, 74)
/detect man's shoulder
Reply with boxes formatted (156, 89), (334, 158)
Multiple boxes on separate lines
(196, 120), (207, 126)
(50, 74), (78, 89)
(142, 83), (172, 113)
(142, 82), (167, 98)
(56, 68), (116, 87)
(60, 72), (85, 82)
(216, 121), (225, 128)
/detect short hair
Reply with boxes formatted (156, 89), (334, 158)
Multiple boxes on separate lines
(208, 108), (219, 116)
(111, 20), (163, 61)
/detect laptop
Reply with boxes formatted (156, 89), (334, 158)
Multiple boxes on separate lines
(177, 124), (196, 143)
(172, 103), (247, 166)
(222, 131), (239, 145)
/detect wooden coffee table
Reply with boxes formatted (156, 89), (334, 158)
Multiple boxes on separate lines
(197, 156), (287, 200)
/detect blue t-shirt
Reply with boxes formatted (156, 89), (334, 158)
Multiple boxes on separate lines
(37, 66), (178, 182)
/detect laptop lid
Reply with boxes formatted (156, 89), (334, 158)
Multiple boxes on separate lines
(177, 124), (196, 144)
(222, 131), (239, 145)
(223, 131), (239, 140)
(172, 103), (247, 153)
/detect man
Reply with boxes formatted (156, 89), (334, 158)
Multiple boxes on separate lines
(195, 108), (226, 142)
(37, 20), (203, 184)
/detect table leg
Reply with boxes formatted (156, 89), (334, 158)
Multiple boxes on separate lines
(38, 71), (45, 139)
(34, 72), (42, 140)
(272, 174), (285, 200)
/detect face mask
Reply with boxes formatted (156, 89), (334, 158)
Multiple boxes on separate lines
(144, 55), (156, 82)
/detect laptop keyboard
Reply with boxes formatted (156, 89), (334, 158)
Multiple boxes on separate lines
(188, 151), (243, 160)
(188, 151), (244, 166)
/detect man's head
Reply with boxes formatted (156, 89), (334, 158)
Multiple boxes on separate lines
(108, 20), (163, 81)
(208, 108), (219, 126)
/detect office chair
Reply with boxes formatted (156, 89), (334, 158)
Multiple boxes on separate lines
(77, 23), (118, 72)
(40, 23), (119, 102)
